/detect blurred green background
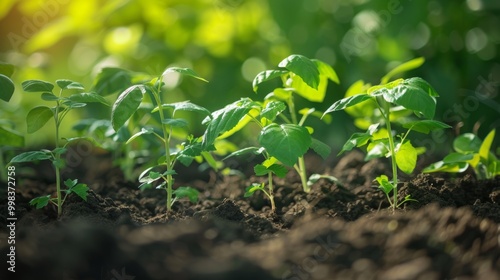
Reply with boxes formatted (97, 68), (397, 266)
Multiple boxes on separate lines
(1, 0), (499, 155)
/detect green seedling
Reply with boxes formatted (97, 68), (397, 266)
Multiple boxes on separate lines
(323, 58), (451, 210)
(203, 55), (337, 201)
(424, 129), (499, 179)
(8, 79), (109, 216)
(111, 67), (210, 212)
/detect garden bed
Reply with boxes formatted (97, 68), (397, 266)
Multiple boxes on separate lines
(1, 150), (499, 280)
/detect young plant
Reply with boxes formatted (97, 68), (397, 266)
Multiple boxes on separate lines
(424, 129), (499, 179)
(203, 55), (338, 202)
(323, 58), (451, 210)
(111, 67), (209, 212)
(8, 79), (109, 217)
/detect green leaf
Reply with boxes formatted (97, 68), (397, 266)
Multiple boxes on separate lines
(376, 175), (394, 195)
(153, 101), (211, 117)
(9, 151), (51, 164)
(111, 85), (146, 131)
(173, 186), (199, 203)
(312, 59), (340, 84)
(252, 70), (288, 92)
(290, 59), (339, 103)
(163, 67), (208, 83)
(64, 178), (78, 188)
(402, 120), (451, 134)
(323, 94), (372, 116)
(223, 147), (263, 160)
(395, 141), (417, 174)
(423, 161), (469, 173)
(202, 98), (257, 149)
(41, 92), (59, 101)
(56, 79), (85, 90)
(310, 138), (331, 159)
(479, 129), (495, 161)
(365, 140), (389, 160)
(254, 163), (288, 178)
(258, 123), (312, 166)
(26, 106), (53, 133)
(70, 183), (89, 201)
(260, 101), (286, 122)
(29, 195), (51, 209)
(381, 57), (425, 84)
(0, 62), (14, 77)
(0, 126), (24, 147)
(92, 67), (133, 96)
(22, 80), (54, 92)
(278, 54), (320, 89)
(162, 118), (188, 128)
(68, 92), (110, 106)
(339, 132), (371, 155)
(442, 153), (474, 163)
(453, 133), (482, 154)
(126, 127), (155, 144)
(245, 183), (264, 197)
(0, 74), (15, 102)
(379, 78), (437, 119)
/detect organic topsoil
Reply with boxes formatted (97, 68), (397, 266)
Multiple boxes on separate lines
(1, 148), (499, 280)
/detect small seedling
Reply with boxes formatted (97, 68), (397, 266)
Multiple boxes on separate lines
(323, 58), (451, 210)
(111, 67), (209, 212)
(8, 79), (108, 216)
(202, 55), (337, 200)
(424, 129), (499, 179)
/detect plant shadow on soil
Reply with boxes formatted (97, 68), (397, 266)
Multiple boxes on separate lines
(1, 149), (499, 280)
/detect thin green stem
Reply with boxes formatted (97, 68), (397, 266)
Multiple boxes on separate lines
(267, 172), (276, 211)
(376, 100), (398, 210)
(54, 100), (62, 217)
(152, 82), (174, 211)
(297, 157), (310, 192)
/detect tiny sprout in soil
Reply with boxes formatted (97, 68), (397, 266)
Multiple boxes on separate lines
(323, 58), (451, 210)
(111, 67), (209, 212)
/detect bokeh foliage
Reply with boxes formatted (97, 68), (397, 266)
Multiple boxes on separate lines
(0, 0), (499, 153)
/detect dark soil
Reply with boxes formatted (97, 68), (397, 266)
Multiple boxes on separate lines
(1, 149), (499, 280)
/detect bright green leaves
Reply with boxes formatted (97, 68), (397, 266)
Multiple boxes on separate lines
(0, 67), (15, 101)
(64, 179), (89, 201)
(402, 120), (451, 134)
(29, 195), (51, 209)
(111, 85), (147, 131)
(254, 162), (288, 178)
(424, 129), (499, 179)
(68, 92), (110, 106)
(172, 187), (199, 204)
(154, 101), (211, 117)
(9, 150), (52, 163)
(202, 98), (257, 149)
(369, 77), (438, 119)
(324, 94), (372, 115)
(278, 54), (320, 89)
(22, 79), (55, 92)
(252, 54), (338, 103)
(253, 70), (289, 92)
(27, 106), (53, 133)
(395, 141), (417, 174)
(162, 67), (208, 83)
(258, 124), (311, 166)
(93, 67), (134, 96)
